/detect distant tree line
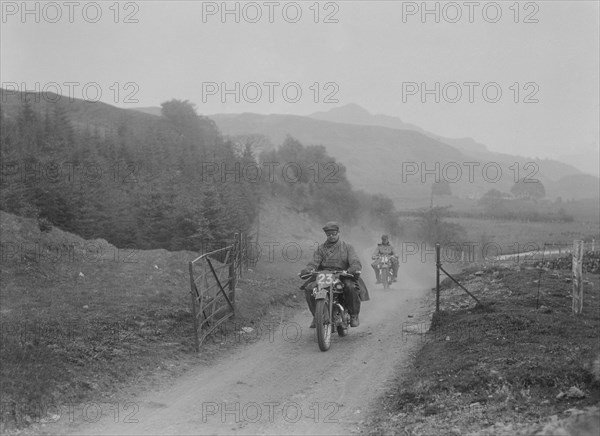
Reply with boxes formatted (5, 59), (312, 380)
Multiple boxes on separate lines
(1, 96), (407, 250)
(257, 135), (404, 237)
(0, 98), (259, 251)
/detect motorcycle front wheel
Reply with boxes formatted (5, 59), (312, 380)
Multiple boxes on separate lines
(315, 299), (332, 351)
(382, 267), (390, 289)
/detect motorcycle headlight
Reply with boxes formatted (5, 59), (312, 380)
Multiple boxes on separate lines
(336, 283), (344, 290)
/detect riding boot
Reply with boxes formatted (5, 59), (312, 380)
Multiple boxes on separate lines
(341, 278), (361, 317)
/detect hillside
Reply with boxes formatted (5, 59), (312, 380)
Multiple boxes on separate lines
(208, 111), (592, 201)
(309, 103), (430, 136)
(0, 88), (223, 157)
(131, 106), (163, 117)
(310, 103), (487, 157)
(308, 104), (596, 183)
(209, 112), (469, 199)
(1, 89), (162, 138)
(123, 103), (595, 201)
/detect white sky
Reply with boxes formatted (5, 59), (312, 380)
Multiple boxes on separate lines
(1, 1), (599, 164)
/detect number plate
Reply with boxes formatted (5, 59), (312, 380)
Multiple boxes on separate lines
(313, 289), (328, 299)
(317, 273), (334, 285)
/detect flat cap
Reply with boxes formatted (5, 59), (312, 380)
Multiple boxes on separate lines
(322, 221), (340, 232)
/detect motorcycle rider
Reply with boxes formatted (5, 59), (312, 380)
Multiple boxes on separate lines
(371, 234), (399, 283)
(300, 221), (363, 328)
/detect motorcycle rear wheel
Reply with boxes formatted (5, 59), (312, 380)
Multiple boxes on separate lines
(315, 299), (332, 351)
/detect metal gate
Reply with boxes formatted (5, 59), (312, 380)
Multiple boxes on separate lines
(188, 233), (242, 351)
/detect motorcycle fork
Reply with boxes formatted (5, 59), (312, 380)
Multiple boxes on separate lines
(331, 289), (346, 325)
(316, 289), (333, 323)
(334, 303), (346, 325)
(328, 291), (334, 324)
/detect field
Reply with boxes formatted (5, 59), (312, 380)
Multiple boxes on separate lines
(395, 195), (600, 225)
(366, 262), (600, 435)
(397, 195), (599, 263)
(447, 217), (599, 253)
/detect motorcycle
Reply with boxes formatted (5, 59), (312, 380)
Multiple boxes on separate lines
(299, 269), (354, 351)
(374, 254), (395, 289)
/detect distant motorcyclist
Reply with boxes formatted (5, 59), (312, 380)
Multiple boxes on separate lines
(300, 221), (364, 328)
(371, 234), (399, 283)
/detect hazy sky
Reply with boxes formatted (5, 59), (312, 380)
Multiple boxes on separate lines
(2, 1), (599, 170)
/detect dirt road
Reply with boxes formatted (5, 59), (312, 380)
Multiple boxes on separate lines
(48, 268), (433, 436)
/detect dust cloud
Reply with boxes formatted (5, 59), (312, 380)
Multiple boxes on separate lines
(341, 221), (436, 325)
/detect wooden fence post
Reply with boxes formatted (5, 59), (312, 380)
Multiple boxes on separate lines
(242, 233), (248, 270)
(233, 232), (239, 278)
(436, 243), (441, 313)
(572, 240), (584, 314)
(238, 232), (244, 278)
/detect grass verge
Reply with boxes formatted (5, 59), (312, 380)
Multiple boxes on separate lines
(366, 262), (600, 435)
(0, 211), (302, 433)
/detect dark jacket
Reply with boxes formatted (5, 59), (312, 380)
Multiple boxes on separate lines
(307, 239), (362, 274)
(372, 242), (397, 259)
(305, 239), (369, 301)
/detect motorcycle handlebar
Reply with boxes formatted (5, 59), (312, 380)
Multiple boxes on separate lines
(299, 270), (356, 280)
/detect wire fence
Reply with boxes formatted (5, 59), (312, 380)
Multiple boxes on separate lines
(433, 239), (598, 315)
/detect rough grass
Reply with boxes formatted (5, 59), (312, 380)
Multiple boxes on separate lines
(366, 264), (600, 435)
(0, 211), (304, 432)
